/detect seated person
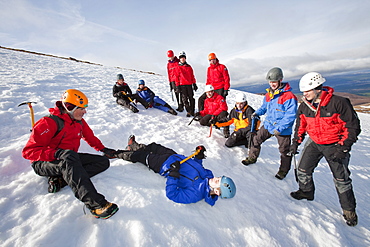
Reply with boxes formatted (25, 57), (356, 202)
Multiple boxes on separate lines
(114, 135), (236, 205)
(113, 74), (149, 113)
(215, 92), (260, 148)
(136, 80), (177, 115)
(195, 85), (229, 137)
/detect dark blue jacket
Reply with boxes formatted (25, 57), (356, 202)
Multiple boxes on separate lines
(159, 154), (217, 206)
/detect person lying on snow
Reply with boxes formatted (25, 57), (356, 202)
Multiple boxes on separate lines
(136, 79), (177, 115)
(115, 135), (236, 205)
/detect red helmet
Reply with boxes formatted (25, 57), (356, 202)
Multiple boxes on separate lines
(167, 50), (174, 58)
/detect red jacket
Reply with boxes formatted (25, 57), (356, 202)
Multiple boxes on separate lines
(22, 102), (105, 162)
(200, 92), (228, 116)
(206, 60), (230, 90)
(175, 62), (196, 86)
(167, 57), (179, 83)
(294, 86), (361, 147)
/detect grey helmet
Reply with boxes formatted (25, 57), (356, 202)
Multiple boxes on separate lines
(266, 67), (283, 81)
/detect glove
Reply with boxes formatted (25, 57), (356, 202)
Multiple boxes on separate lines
(195, 145), (206, 159)
(101, 147), (117, 159)
(332, 144), (350, 162)
(273, 130), (280, 136)
(223, 90), (229, 97)
(287, 141), (299, 156)
(251, 112), (259, 119)
(168, 161), (181, 178)
(209, 116), (217, 125)
(193, 84), (198, 91)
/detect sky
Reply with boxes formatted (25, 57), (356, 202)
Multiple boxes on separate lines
(1, 47), (370, 247)
(1, 0), (370, 87)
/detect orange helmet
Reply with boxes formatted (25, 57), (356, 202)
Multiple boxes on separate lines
(62, 89), (88, 108)
(167, 50), (174, 58)
(208, 53), (217, 60)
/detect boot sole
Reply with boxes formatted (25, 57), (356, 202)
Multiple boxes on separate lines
(93, 207), (119, 219)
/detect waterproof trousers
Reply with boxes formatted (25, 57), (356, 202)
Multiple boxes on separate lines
(32, 152), (109, 210)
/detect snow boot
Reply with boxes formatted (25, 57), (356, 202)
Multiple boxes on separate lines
(168, 108), (178, 115)
(90, 202), (119, 219)
(47, 176), (67, 193)
(223, 126), (230, 138)
(115, 150), (134, 161)
(343, 210), (358, 226)
(290, 189), (314, 201)
(186, 112), (191, 117)
(275, 170), (288, 180)
(129, 105), (139, 113)
(241, 157), (257, 166)
(126, 135), (146, 151)
(176, 104), (184, 112)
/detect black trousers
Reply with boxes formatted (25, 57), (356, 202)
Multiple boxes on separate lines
(248, 126), (292, 172)
(170, 81), (183, 107)
(199, 111), (228, 126)
(32, 152), (109, 209)
(131, 143), (177, 173)
(297, 140), (356, 211)
(179, 85), (195, 114)
(225, 127), (251, 147)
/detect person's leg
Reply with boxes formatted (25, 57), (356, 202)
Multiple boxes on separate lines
(198, 93), (206, 112)
(32, 151), (107, 209)
(78, 153), (110, 178)
(199, 114), (212, 126)
(275, 135), (292, 178)
(248, 126), (271, 159)
(225, 130), (248, 147)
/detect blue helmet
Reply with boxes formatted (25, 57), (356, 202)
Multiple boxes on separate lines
(138, 80), (145, 85)
(220, 176), (236, 199)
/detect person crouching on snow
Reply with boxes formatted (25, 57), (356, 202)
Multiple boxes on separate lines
(22, 89), (119, 219)
(136, 79), (177, 115)
(194, 85), (229, 138)
(114, 135), (236, 205)
(215, 92), (260, 148)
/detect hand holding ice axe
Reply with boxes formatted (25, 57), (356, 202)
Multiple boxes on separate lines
(18, 101), (37, 129)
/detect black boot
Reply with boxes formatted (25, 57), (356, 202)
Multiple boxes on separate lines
(176, 104), (184, 112)
(223, 126), (230, 138)
(290, 189), (314, 201)
(48, 176), (67, 193)
(129, 105), (139, 113)
(115, 150), (134, 161)
(126, 135), (146, 151)
(343, 210), (358, 226)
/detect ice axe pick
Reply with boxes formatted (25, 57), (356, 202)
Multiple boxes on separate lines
(18, 101), (37, 129)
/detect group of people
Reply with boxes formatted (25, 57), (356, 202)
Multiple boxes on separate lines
(21, 51), (361, 227)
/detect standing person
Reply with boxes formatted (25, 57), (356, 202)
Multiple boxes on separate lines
(289, 72), (361, 227)
(113, 74), (149, 113)
(22, 89), (119, 219)
(167, 50), (183, 112)
(114, 135), (236, 205)
(198, 53), (230, 112)
(215, 92), (260, 147)
(242, 67), (298, 180)
(136, 79), (177, 115)
(174, 51), (198, 117)
(194, 85), (229, 138)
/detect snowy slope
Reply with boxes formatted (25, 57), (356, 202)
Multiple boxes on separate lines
(0, 48), (369, 247)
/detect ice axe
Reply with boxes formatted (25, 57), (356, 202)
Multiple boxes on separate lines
(163, 149), (201, 174)
(18, 101), (37, 129)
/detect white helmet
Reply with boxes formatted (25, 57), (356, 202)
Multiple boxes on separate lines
(179, 51), (186, 58)
(204, 85), (214, 92)
(299, 72), (326, 92)
(235, 92), (247, 103)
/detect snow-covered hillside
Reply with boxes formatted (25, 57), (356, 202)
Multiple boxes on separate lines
(0, 48), (369, 247)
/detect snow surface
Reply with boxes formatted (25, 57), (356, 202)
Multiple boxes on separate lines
(1, 48), (369, 247)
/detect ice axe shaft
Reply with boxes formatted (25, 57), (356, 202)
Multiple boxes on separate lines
(18, 102), (37, 128)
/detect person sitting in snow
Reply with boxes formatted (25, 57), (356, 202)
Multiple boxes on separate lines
(136, 79), (177, 115)
(215, 92), (260, 148)
(22, 89), (119, 219)
(194, 85), (229, 138)
(114, 135), (236, 205)
(113, 74), (149, 113)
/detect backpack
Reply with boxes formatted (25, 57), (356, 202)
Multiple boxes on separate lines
(46, 114), (64, 137)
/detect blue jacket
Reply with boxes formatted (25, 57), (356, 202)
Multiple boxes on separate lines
(256, 83), (297, 135)
(159, 154), (217, 206)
